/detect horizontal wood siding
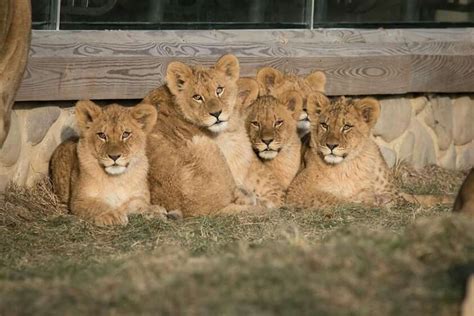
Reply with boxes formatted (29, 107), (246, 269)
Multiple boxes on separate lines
(16, 28), (474, 101)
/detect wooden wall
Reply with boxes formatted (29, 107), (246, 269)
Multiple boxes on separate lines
(16, 28), (474, 101)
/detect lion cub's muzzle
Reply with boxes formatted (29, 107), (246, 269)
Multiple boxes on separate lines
(100, 153), (130, 175)
(319, 143), (348, 165)
(206, 110), (229, 133)
(297, 111), (311, 136)
(255, 138), (281, 160)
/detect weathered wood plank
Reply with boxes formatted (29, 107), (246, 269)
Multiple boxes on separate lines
(18, 57), (166, 101)
(29, 29), (474, 49)
(410, 55), (474, 92)
(296, 56), (412, 95)
(16, 28), (474, 101)
(16, 54), (413, 100)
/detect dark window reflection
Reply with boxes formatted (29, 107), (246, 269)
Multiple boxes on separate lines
(32, 0), (58, 30)
(313, 0), (474, 27)
(31, 0), (474, 30)
(59, 0), (308, 30)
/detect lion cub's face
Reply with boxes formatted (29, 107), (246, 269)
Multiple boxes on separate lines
(246, 92), (303, 160)
(256, 67), (326, 137)
(76, 100), (157, 175)
(166, 54), (240, 133)
(307, 94), (380, 165)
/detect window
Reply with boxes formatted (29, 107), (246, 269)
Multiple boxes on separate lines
(313, 0), (474, 27)
(32, 0), (59, 29)
(32, 0), (474, 30)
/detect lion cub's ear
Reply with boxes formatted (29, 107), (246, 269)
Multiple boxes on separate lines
(166, 61), (193, 96)
(281, 91), (303, 120)
(75, 100), (102, 131)
(305, 71), (327, 93)
(354, 97), (381, 128)
(130, 103), (158, 133)
(256, 67), (284, 94)
(236, 78), (259, 113)
(215, 54), (240, 82)
(306, 92), (329, 117)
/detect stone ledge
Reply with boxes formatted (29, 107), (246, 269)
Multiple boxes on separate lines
(1, 94), (473, 190)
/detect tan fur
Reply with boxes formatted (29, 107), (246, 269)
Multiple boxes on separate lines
(144, 55), (257, 217)
(256, 67), (327, 138)
(453, 168), (474, 215)
(236, 93), (303, 208)
(211, 78), (260, 189)
(287, 95), (452, 208)
(50, 101), (167, 226)
(246, 92), (303, 189)
(166, 54), (239, 134)
(210, 78), (302, 209)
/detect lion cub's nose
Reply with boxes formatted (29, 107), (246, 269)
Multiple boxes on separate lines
(108, 154), (121, 162)
(262, 138), (273, 146)
(209, 110), (222, 119)
(326, 143), (338, 151)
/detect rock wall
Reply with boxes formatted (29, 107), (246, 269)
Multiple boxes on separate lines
(0, 102), (77, 191)
(374, 94), (474, 170)
(0, 94), (473, 190)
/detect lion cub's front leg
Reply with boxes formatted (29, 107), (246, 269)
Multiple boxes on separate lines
(71, 198), (129, 226)
(245, 164), (285, 209)
(233, 185), (257, 206)
(122, 197), (168, 220)
(72, 197), (172, 226)
(123, 197), (183, 220)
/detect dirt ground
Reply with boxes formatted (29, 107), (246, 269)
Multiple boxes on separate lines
(1, 164), (473, 315)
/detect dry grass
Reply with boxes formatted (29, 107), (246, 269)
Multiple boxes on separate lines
(0, 165), (472, 315)
(392, 162), (468, 195)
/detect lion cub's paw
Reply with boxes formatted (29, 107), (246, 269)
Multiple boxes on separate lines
(398, 193), (416, 206)
(142, 204), (168, 220)
(373, 193), (400, 208)
(256, 198), (279, 209)
(166, 209), (183, 220)
(234, 186), (257, 206)
(94, 211), (129, 226)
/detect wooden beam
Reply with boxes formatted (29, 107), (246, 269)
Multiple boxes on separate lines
(16, 28), (474, 101)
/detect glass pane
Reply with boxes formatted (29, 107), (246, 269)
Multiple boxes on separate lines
(59, 0), (310, 30)
(32, 0), (59, 30)
(313, 0), (474, 27)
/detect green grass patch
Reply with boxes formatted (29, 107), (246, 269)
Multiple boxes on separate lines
(0, 166), (472, 315)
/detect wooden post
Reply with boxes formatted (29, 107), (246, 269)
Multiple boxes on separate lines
(0, 0), (31, 147)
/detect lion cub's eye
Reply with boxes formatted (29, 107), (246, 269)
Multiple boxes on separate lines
(192, 95), (204, 103)
(216, 86), (224, 97)
(274, 120), (284, 128)
(320, 122), (328, 130)
(251, 121), (260, 129)
(342, 124), (353, 132)
(97, 132), (107, 141)
(122, 131), (131, 140)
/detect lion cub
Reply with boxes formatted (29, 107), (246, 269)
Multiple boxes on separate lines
(143, 54), (257, 217)
(286, 94), (451, 209)
(50, 100), (167, 226)
(210, 77), (260, 190)
(241, 92), (304, 208)
(453, 169), (474, 215)
(256, 67), (326, 138)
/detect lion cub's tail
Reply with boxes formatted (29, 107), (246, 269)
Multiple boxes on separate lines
(401, 193), (455, 207)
